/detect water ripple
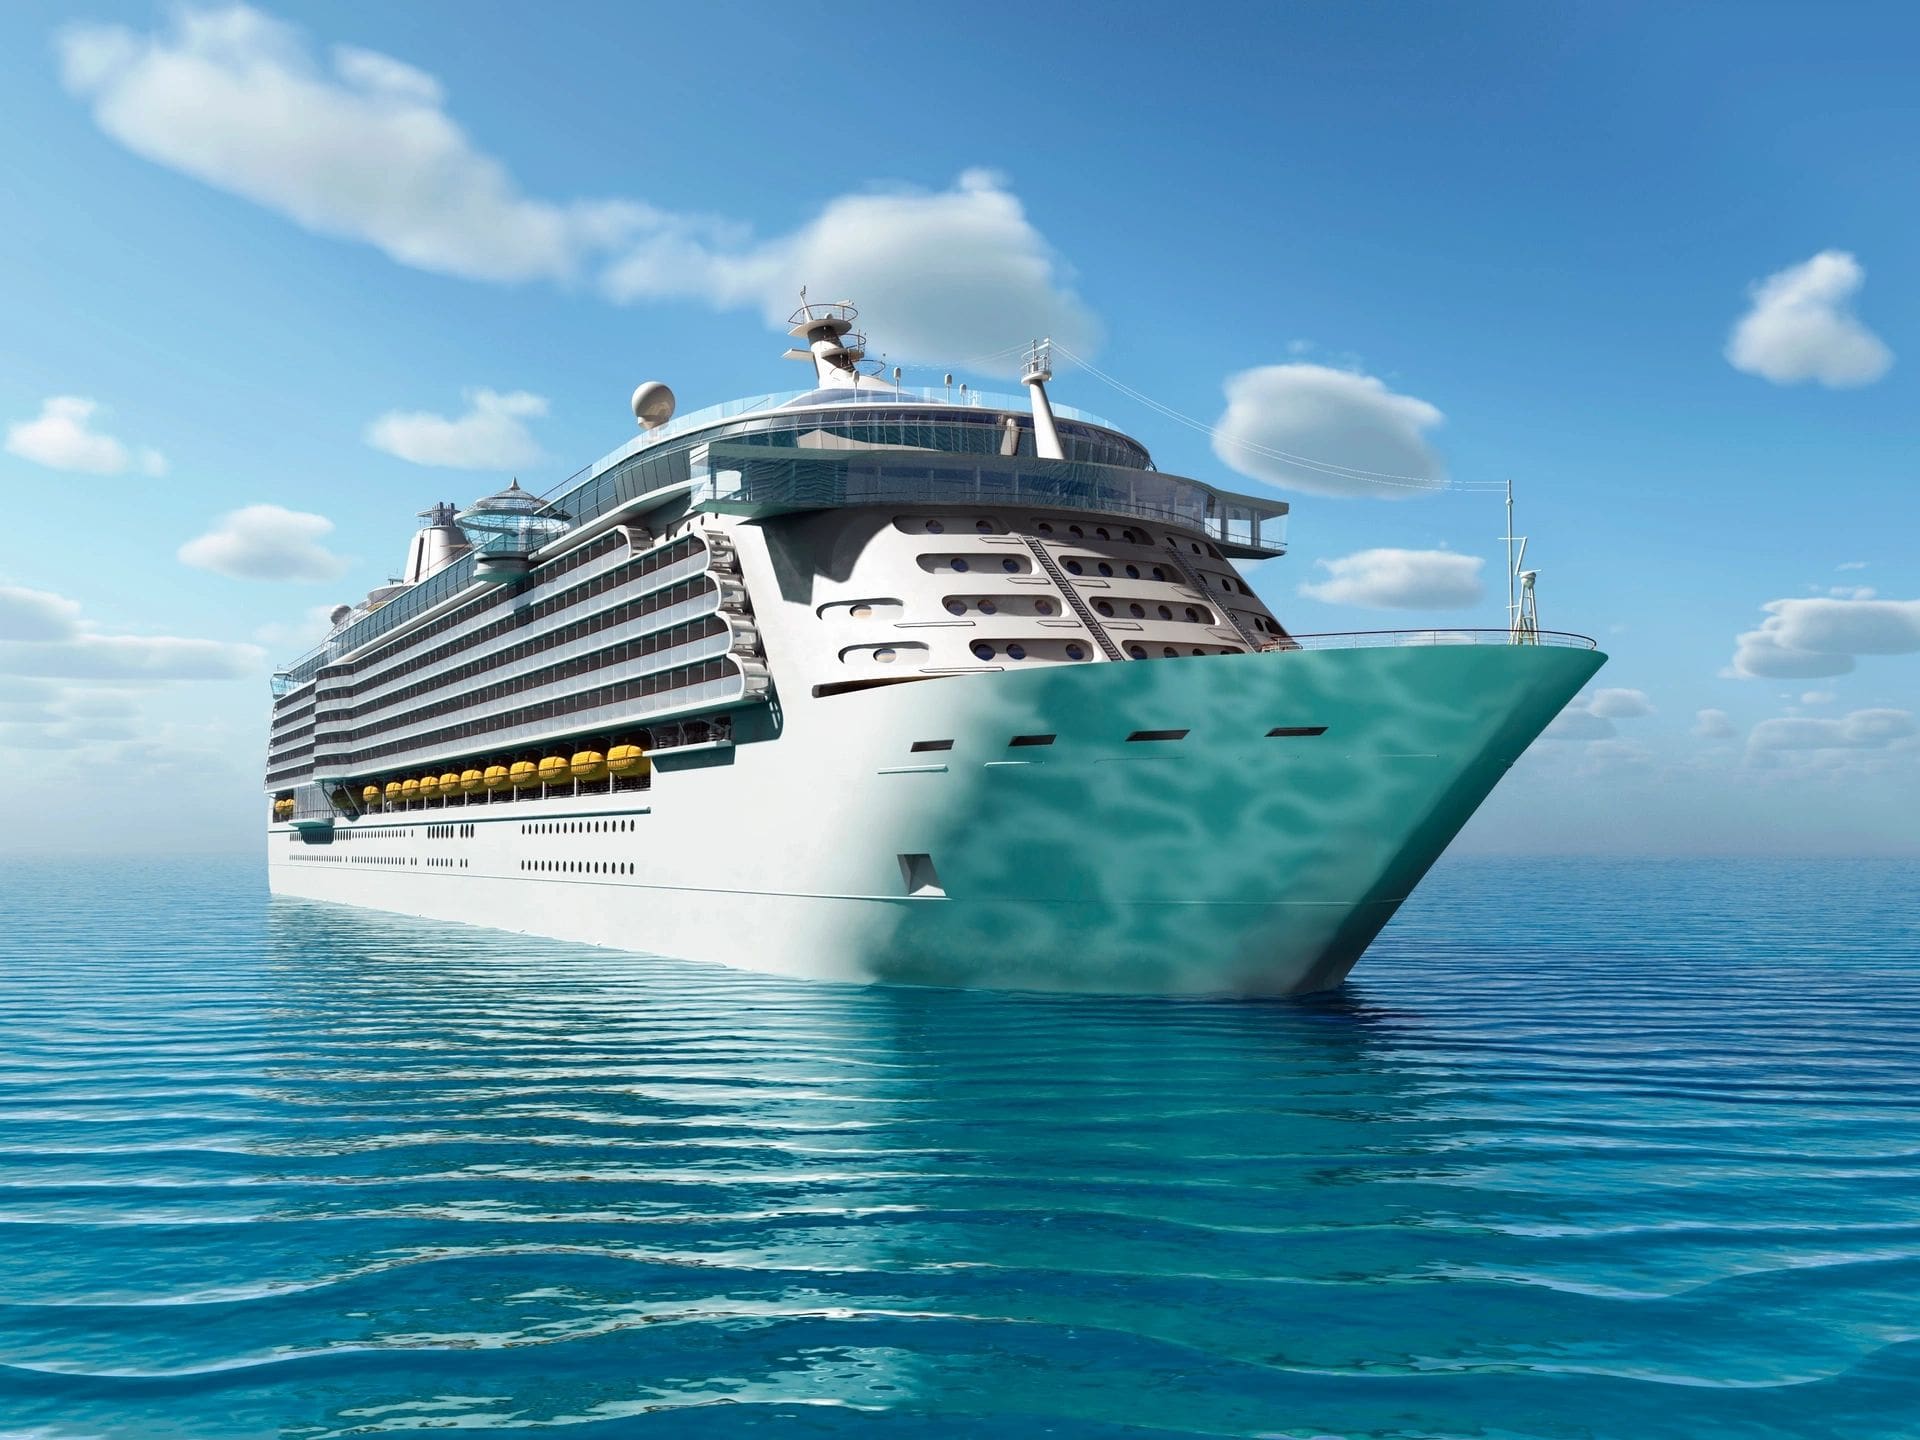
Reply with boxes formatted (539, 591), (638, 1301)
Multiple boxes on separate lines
(0, 855), (1916, 1437)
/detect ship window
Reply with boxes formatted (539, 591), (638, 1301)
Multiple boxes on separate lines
(1037, 521), (1054, 533)
(1034, 599), (1054, 615)
(850, 603), (873, 618)
(1152, 567), (1167, 582)
(1128, 644), (1147, 658)
(1097, 562), (1113, 577)
(946, 599), (965, 615)
(971, 641), (995, 660)
(926, 519), (944, 534)
(1096, 527), (1111, 539)
(1001, 558), (1019, 573)
(1095, 601), (1114, 617)
(1065, 560), (1084, 575)
(1185, 607), (1201, 622)
(1069, 525), (1084, 538)
(872, 647), (897, 663)
(1158, 605), (1173, 620)
(1066, 644), (1086, 660)
(1129, 603), (1145, 619)
(979, 599), (997, 615)
(1163, 646), (1178, 657)
(1125, 564), (1140, 579)
(975, 519), (993, 532)
(1006, 643), (1027, 660)
(1191, 647), (1205, 656)
(1127, 729), (1189, 742)
(951, 558), (969, 572)
(911, 739), (954, 753)
(1009, 734), (1055, 747)
(1267, 726), (1329, 738)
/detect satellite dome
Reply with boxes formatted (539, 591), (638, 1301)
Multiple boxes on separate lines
(631, 381), (676, 430)
(328, 603), (353, 627)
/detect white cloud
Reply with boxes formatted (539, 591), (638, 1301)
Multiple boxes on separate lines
(1728, 595), (1920, 678)
(0, 581), (261, 680)
(1693, 708), (1736, 740)
(57, 9), (1092, 365)
(366, 388), (547, 470)
(4, 396), (167, 476)
(1828, 585), (1876, 600)
(1749, 707), (1916, 753)
(1211, 365), (1446, 498)
(603, 168), (1099, 365)
(1587, 687), (1653, 719)
(0, 584), (85, 641)
(178, 504), (348, 582)
(1298, 548), (1481, 609)
(1837, 561), (1869, 572)
(1545, 688), (1655, 742)
(1800, 691), (1836, 706)
(1725, 250), (1893, 387)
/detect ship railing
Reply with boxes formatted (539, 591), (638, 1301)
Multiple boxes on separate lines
(1284, 629), (1598, 650)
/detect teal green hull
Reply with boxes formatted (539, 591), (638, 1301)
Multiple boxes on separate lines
(833, 643), (1605, 994)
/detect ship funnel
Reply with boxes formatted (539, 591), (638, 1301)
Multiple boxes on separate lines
(402, 501), (472, 585)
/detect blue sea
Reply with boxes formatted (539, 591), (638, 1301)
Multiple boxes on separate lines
(2, 858), (1917, 1439)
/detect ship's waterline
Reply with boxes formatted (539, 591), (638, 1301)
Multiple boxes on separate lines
(266, 306), (1601, 992)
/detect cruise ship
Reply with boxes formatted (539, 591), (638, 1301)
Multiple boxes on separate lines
(267, 302), (1604, 994)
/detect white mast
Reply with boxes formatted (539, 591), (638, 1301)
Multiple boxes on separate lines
(1021, 338), (1064, 460)
(1503, 479), (1539, 644)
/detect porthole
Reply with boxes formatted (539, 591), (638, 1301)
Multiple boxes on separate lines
(1034, 598), (1054, 615)
(1006, 643), (1027, 660)
(1129, 603), (1145, 618)
(1096, 527), (1111, 540)
(1158, 605), (1173, 620)
(975, 519), (993, 532)
(1066, 643), (1086, 660)
(1128, 644), (1147, 659)
(1163, 646), (1178, 657)
(1152, 567), (1167, 581)
(971, 641), (995, 660)
(1096, 562), (1114, 577)
(872, 647), (898, 663)
(927, 519), (945, 534)
(1191, 647), (1205, 656)
(1125, 564), (1140, 579)
(952, 558), (969, 573)
(1065, 559), (1084, 575)
(1095, 600), (1115, 617)
(1191, 542), (1202, 554)
(1001, 558), (1019, 573)
(946, 599), (966, 615)
(850, 603), (873, 619)
(1038, 521), (1054, 533)
(979, 599), (998, 615)
(1069, 524), (1084, 538)
(1185, 607), (1201, 622)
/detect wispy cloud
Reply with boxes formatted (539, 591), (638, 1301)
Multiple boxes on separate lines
(1727, 595), (1920, 678)
(1298, 548), (1481, 609)
(5, 396), (165, 476)
(178, 504), (348, 582)
(366, 389), (547, 470)
(0, 581), (261, 679)
(56, 7), (1094, 366)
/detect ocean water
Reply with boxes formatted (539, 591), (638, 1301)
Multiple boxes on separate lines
(1, 858), (1917, 1439)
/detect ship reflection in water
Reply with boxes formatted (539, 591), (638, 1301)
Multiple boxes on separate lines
(1, 856), (1916, 1438)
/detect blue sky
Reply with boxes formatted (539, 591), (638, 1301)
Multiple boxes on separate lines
(2, 1), (1915, 856)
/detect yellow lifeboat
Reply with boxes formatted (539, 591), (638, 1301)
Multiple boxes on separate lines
(571, 749), (607, 782)
(418, 774), (439, 800)
(483, 764), (510, 791)
(607, 743), (651, 779)
(460, 768), (484, 794)
(272, 798), (294, 819)
(509, 760), (539, 788)
(385, 780), (404, 803)
(401, 778), (419, 800)
(537, 755), (569, 785)
(361, 784), (381, 807)
(439, 771), (461, 796)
